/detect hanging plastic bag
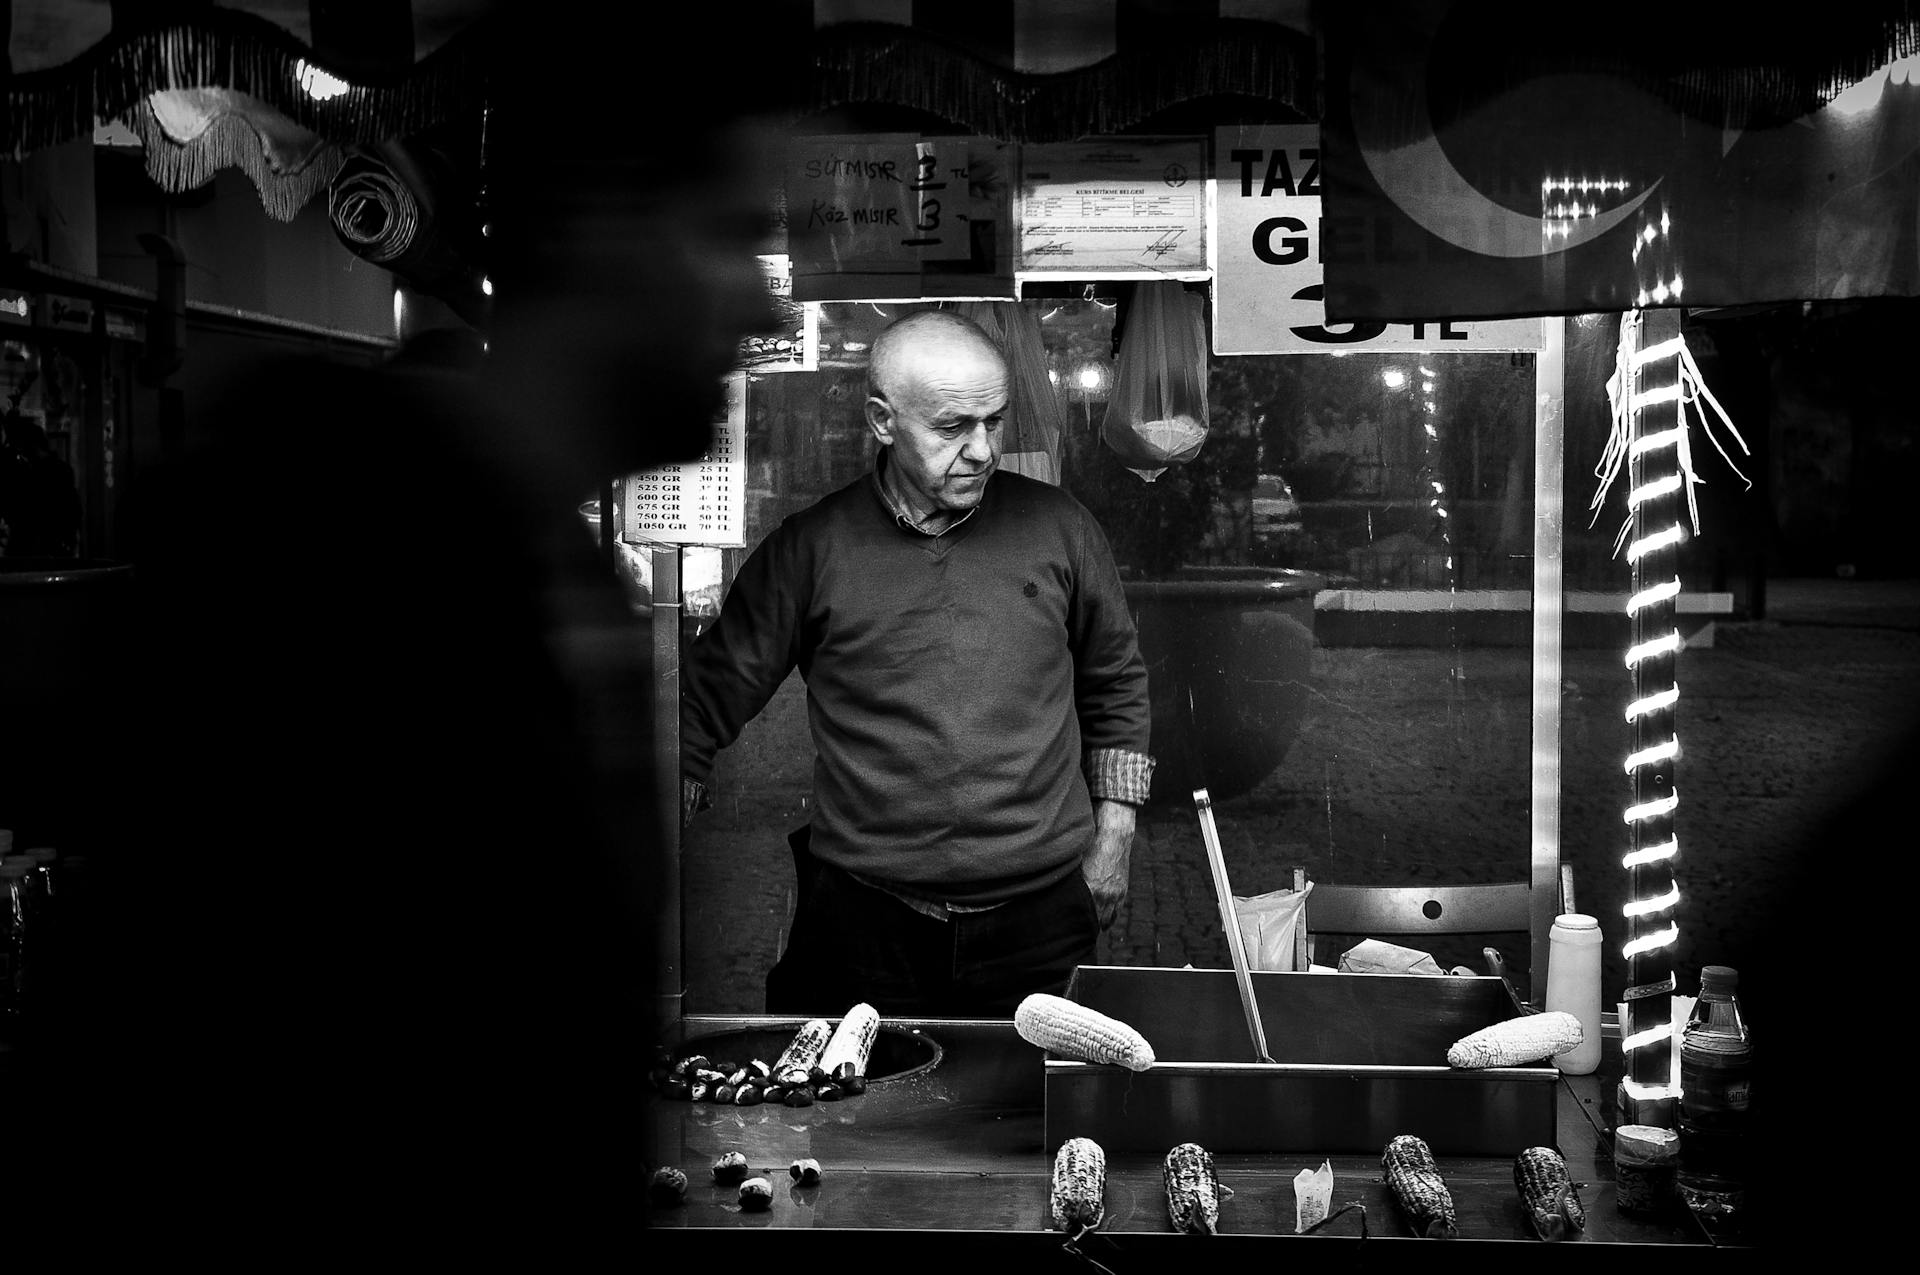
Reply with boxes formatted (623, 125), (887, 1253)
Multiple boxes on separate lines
(1100, 281), (1210, 482)
(955, 300), (1065, 484)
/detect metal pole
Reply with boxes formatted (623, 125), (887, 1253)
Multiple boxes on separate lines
(1528, 318), (1567, 1000)
(652, 544), (684, 1034)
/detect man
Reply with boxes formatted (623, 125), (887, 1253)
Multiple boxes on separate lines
(681, 308), (1154, 1018)
(12, 4), (805, 1261)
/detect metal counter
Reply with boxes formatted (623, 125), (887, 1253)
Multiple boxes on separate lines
(643, 1012), (1752, 1266)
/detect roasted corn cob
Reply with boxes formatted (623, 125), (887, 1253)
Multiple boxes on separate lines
(771, 1017), (834, 1085)
(1164, 1141), (1223, 1235)
(1514, 1146), (1586, 1241)
(1446, 1010), (1584, 1069)
(1049, 1137), (1107, 1235)
(1015, 993), (1156, 1070)
(817, 1002), (881, 1077)
(1382, 1134), (1458, 1239)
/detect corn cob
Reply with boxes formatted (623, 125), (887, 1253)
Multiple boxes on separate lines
(1446, 1010), (1583, 1069)
(1164, 1142), (1223, 1235)
(771, 1017), (834, 1085)
(1049, 1137), (1107, 1235)
(1514, 1146), (1586, 1241)
(817, 1002), (882, 1077)
(1015, 993), (1156, 1071)
(1382, 1135), (1458, 1239)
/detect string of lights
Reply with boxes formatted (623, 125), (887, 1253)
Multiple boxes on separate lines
(1615, 303), (1685, 1112)
(1588, 199), (1752, 1120)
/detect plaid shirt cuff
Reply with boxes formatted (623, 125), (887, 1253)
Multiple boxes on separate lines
(1085, 748), (1154, 806)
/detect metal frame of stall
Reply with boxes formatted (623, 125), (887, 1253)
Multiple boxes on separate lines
(639, 317), (1576, 1026)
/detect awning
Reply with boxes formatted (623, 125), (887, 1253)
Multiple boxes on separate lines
(5, 2), (498, 219)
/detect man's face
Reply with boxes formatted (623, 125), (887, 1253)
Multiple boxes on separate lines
(869, 344), (1010, 516)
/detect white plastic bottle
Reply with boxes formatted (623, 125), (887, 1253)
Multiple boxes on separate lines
(1544, 913), (1603, 1075)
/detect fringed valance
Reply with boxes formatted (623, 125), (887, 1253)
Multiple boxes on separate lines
(118, 90), (346, 223)
(4, 7), (489, 161)
(806, 18), (1316, 143)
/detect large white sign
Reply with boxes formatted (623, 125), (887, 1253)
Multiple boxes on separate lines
(1212, 124), (1543, 356)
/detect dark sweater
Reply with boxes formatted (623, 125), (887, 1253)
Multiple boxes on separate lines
(681, 465), (1151, 905)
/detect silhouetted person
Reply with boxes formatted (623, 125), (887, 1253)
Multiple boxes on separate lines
(14, 2), (805, 1262)
(0, 417), (81, 557)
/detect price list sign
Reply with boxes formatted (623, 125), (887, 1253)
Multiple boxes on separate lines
(786, 133), (1014, 301)
(620, 372), (747, 547)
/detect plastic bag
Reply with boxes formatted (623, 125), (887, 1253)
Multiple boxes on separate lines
(1233, 881), (1312, 972)
(1100, 281), (1210, 482)
(954, 300), (1065, 484)
(1336, 938), (1447, 975)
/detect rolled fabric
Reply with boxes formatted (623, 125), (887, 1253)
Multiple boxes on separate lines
(329, 155), (423, 264)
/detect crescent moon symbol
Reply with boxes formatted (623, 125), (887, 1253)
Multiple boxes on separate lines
(1350, 24), (1660, 258)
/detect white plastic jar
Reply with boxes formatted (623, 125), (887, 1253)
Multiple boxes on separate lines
(1544, 912), (1604, 1075)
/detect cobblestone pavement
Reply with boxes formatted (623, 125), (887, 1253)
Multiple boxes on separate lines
(678, 578), (1920, 1017)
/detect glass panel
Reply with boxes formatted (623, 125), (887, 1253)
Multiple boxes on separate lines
(677, 298), (1551, 1010)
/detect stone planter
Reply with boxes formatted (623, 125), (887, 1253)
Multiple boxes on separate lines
(1123, 565), (1324, 806)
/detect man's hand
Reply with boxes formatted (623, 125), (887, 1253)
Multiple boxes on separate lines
(1080, 799), (1137, 931)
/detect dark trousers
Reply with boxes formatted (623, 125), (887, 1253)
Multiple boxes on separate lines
(766, 826), (1100, 1018)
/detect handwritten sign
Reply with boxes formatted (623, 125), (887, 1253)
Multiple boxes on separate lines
(620, 371), (747, 547)
(1212, 124), (1543, 355)
(1018, 138), (1208, 276)
(787, 134), (1014, 301)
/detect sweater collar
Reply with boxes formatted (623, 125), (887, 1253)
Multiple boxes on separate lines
(870, 448), (983, 538)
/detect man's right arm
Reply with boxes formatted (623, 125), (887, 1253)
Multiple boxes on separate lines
(679, 529), (806, 825)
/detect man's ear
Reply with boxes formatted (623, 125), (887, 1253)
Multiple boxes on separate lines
(864, 395), (894, 445)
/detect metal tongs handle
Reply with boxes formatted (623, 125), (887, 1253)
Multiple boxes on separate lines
(1193, 787), (1276, 1064)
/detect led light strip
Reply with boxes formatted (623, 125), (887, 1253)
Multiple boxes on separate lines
(1625, 631), (1681, 667)
(1624, 740), (1679, 773)
(1627, 578), (1682, 612)
(1627, 475), (1683, 508)
(1587, 200), (1753, 1115)
(1409, 365), (1458, 586)
(1622, 837), (1678, 868)
(1606, 298), (1688, 1107)
(1625, 687), (1679, 720)
(1624, 882), (1682, 918)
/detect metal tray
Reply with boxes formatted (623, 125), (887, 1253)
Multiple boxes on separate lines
(1042, 965), (1559, 1156)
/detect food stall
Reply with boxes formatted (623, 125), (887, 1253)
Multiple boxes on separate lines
(6, 3), (1912, 1263)
(631, 4), (1918, 1260)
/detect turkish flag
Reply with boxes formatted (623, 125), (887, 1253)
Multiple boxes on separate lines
(1316, 0), (1920, 321)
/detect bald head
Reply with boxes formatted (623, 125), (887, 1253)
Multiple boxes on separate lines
(868, 310), (1007, 406)
(863, 309), (1011, 530)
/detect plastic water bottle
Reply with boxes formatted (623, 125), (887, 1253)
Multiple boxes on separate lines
(1544, 913), (1603, 1075)
(1676, 965), (1753, 1217)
